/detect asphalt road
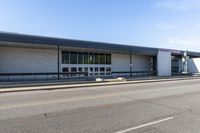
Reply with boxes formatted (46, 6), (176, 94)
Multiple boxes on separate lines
(1, 79), (200, 133)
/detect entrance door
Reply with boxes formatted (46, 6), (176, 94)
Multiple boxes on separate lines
(172, 59), (179, 75)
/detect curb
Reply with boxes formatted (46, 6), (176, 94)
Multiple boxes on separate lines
(0, 77), (200, 93)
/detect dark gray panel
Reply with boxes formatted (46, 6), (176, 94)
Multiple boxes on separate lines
(0, 32), (199, 57)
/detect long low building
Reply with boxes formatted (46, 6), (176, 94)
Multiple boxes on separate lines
(0, 32), (200, 81)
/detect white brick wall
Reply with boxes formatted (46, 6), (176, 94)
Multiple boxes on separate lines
(0, 47), (57, 73)
(0, 47), (152, 74)
(157, 50), (171, 76)
(112, 53), (130, 71)
(112, 53), (151, 72)
(132, 54), (151, 71)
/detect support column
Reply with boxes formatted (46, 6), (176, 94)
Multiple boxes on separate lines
(157, 50), (171, 76)
(57, 46), (60, 80)
(182, 51), (188, 74)
(130, 51), (132, 77)
(151, 56), (157, 76)
(153, 56), (157, 75)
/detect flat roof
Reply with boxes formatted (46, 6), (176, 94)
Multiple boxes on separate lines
(0, 31), (199, 57)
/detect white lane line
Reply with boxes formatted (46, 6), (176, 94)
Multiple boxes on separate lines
(115, 116), (174, 133)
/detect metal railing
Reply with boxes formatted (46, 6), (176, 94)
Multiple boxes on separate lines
(0, 71), (158, 82)
(111, 71), (158, 77)
(0, 72), (88, 81)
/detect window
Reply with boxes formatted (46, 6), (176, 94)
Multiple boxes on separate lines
(106, 67), (111, 72)
(71, 67), (77, 76)
(106, 73), (111, 75)
(84, 67), (88, 72)
(84, 53), (88, 64)
(100, 67), (105, 72)
(62, 67), (69, 76)
(78, 67), (84, 76)
(100, 73), (105, 76)
(99, 53), (106, 64)
(62, 67), (69, 72)
(95, 67), (98, 72)
(78, 67), (83, 72)
(95, 73), (98, 76)
(89, 53), (94, 64)
(106, 67), (111, 76)
(100, 67), (105, 75)
(94, 53), (99, 64)
(106, 54), (111, 64)
(78, 52), (84, 64)
(70, 52), (77, 64)
(172, 59), (179, 75)
(62, 52), (69, 64)
(95, 67), (98, 76)
(71, 67), (77, 72)
(84, 67), (88, 76)
(90, 67), (93, 72)
(62, 51), (111, 65)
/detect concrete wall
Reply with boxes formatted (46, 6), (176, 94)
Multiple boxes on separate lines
(157, 50), (171, 76)
(188, 58), (200, 73)
(0, 47), (152, 80)
(132, 54), (151, 71)
(112, 53), (130, 72)
(0, 47), (57, 73)
(111, 53), (151, 72)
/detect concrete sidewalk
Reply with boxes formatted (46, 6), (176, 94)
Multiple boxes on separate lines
(0, 76), (200, 93)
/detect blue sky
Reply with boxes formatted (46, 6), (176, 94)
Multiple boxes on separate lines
(0, 0), (200, 51)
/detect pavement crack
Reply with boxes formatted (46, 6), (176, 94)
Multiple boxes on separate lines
(131, 98), (182, 111)
(44, 113), (49, 118)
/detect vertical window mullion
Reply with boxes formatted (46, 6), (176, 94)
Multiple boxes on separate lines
(69, 52), (71, 64)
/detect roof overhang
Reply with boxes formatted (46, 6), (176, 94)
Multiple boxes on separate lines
(0, 32), (158, 55)
(0, 32), (199, 57)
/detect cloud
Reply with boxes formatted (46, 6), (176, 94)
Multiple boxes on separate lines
(155, 0), (200, 11)
(155, 22), (178, 30)
(167, 37), (200, 51)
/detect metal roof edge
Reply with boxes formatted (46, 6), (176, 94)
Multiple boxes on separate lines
(0, 31), (199, 57)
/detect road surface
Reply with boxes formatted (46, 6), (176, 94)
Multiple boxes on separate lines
(1, 79), (200, 133)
